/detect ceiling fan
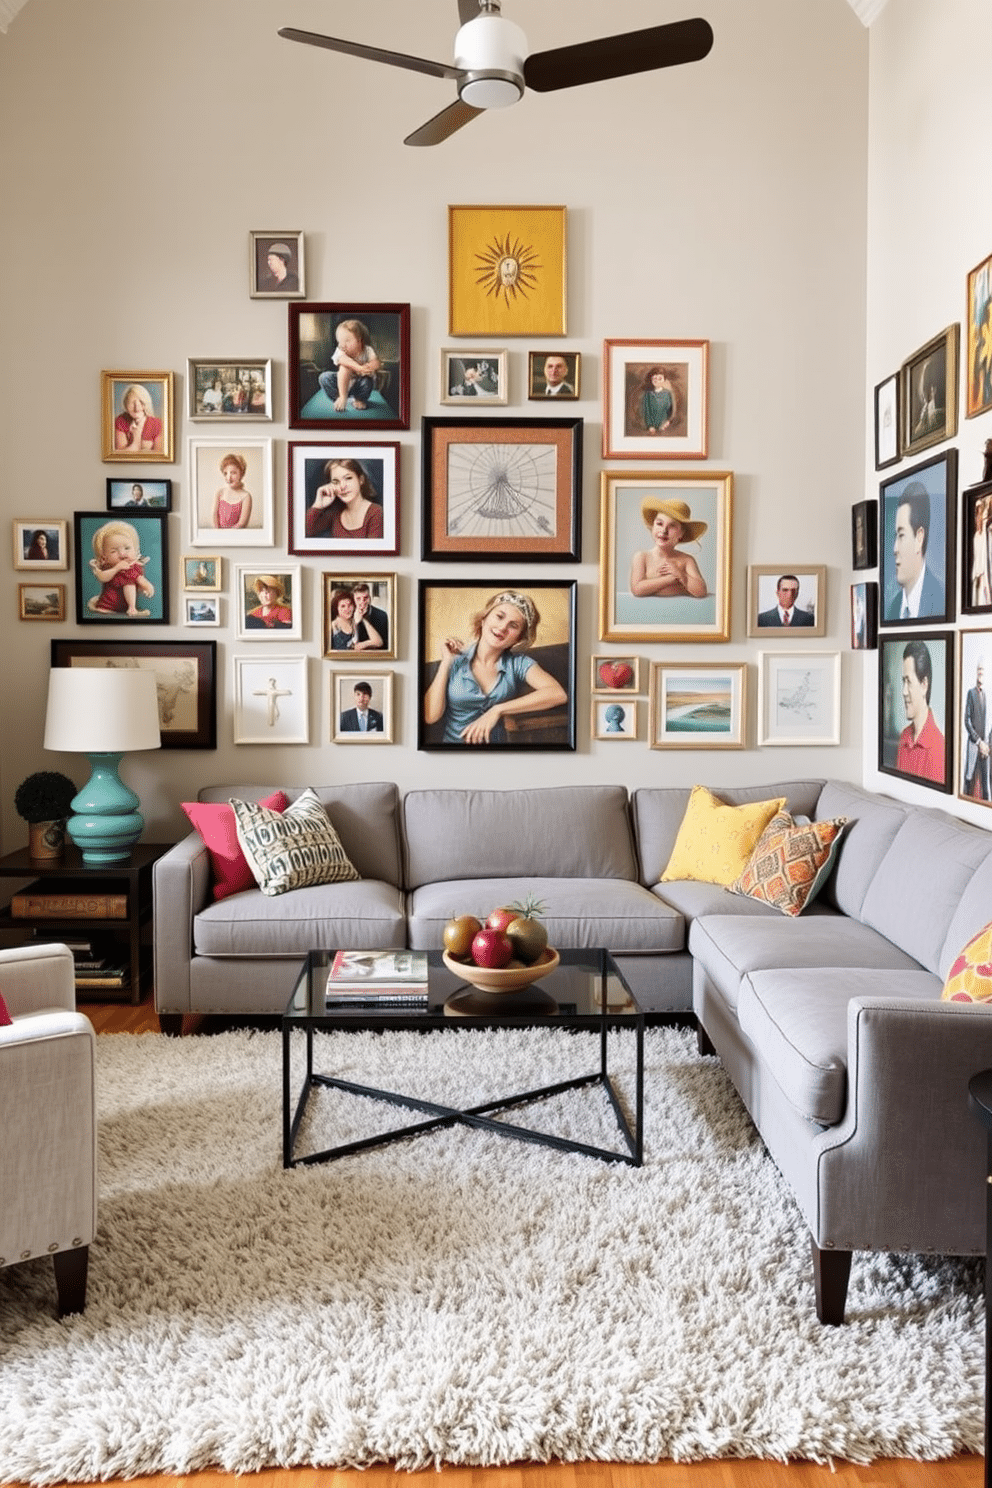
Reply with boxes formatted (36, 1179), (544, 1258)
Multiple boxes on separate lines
(278, 2), (713, 147)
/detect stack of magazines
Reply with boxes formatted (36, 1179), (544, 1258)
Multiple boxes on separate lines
(324, 949), (430, 1007)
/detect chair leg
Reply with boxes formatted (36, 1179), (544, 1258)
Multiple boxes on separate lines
(52, 1245), (88, 1317)
(811, 1236), (852, 1325)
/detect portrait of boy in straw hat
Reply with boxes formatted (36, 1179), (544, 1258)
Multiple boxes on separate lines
(630, 495), (708, 600)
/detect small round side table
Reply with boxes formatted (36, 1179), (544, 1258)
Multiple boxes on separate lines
(968, 1069), (992, 1488)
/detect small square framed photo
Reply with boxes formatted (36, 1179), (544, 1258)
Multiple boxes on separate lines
(900, 323), (959, 458)
(648, 661), (747, 750)
(12, 519), (68, 570)
(18, 583), (65, 622)
(879, 449), (957, 626)
(758, 651), (841, 747)
(234, 564), (302, 641)
(878, 631), (952, 792)
(289, 303), (410, 430)
(332, 672), (394, 744)
(233, 655), (309, 745)
(591, 655), (640, 694)
(958, 628), (992, 805)
(966, 251), (992, 419)
(188, 437), (275, 548)
(187, 359), (272, 421)
(249, 231), (304, 298)
(873, 373), (900, 470)
(528, 351), (580, 401)
(182, 554), (222, 591)
(73, 511), (169, 625)
(322, 573), (396, 660)
(106, 478), (171, 512)
(962, 479), (992, 615)
(850, 581), (878, 651)
(440, 349), (507, 405)
(101, 371), (174, 462)
(747, 566), (826, 637)
(288, 440), (400, 556)
(851, 500), (878, 570)
(603, 338), (708, 459)
(184, 596), (220, 627)
(592, 697), (639, 741)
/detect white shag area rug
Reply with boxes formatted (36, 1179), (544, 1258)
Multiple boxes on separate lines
(0, 1025), (984, 1483)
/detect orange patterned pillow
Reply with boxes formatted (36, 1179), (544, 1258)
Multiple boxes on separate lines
(942, 921), (992, 1003)
(731, 810), (848, 916)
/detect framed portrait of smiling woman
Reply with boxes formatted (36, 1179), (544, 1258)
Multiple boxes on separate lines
(288, 441), (400, 556)
(102, 371), (174, 463)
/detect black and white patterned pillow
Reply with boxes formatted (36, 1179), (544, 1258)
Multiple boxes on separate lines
(231, 788), (359, 896)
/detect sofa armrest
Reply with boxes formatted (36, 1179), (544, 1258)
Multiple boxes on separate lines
(0, 942), (76, 1017)
(153, 833), (212, 1016)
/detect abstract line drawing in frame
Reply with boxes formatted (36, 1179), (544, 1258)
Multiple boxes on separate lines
(757, 650), (841, 747)
(873, 373), (900, 470)
(648, 661), (746, 750)
(233, 655), (309, 745)
(50, 638), (217, 750)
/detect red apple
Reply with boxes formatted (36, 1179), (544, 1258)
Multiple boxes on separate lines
(486, 906), (517, 933)
(599, 661), (633, 690)
(471, 927), (514, 968)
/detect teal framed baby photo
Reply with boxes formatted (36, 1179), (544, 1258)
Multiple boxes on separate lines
(73, 511), (169, 625)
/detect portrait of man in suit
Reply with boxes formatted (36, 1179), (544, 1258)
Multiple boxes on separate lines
(339, 681), (383, 733)
(963, 657), (991, 800)
(529, 352), (579, 400)
(757, 574), (816, 628)
(885, 481), (946, 621)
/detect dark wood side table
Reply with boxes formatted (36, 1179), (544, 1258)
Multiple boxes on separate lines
(0, 842), (171, 1005)
(968, 1069), (992, 1488)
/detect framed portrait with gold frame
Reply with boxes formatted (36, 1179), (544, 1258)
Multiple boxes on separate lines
(101, 371), (174, 462)
(448, 205), (566, 337)
(966, 251), (992, 420)
(900, 323), (959, 458)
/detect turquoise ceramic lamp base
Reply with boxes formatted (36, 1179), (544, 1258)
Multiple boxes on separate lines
(66, 752), (144, 866)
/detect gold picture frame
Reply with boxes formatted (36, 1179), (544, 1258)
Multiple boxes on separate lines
(648, 661), (747, 750)
(101, 370), (174, 463)
(900, 323), (959, 458)
(448, 205), (567, 337)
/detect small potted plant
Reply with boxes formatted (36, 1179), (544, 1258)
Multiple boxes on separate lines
(14, 771), (77, 862)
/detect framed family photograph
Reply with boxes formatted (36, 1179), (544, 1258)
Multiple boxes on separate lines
(18, 584), (65, 622)
(288, 303), (410, 430)
(233, 655), (309, 745)
(185, 596), (219, 627)
(592, 697), (639, 741)
(873, 373), (900, 469)
(187, 359), (272, 421)
(73, 511), (169, 625)
(966, 250), (992, 419)
(421, 416), (581, 562)
(12, 519), (67, 571)
(962, 478), (992, 615)
(528, 351), (580, 401)
(101, 371), (174, 462)
(879, 449), (957, 627)
(746, 566), (826, 637)
(850, 581), (878, 651)
(418, 579), (577, 751)
(234, 564), (302, 640)
(249, 231), (304, 298)
(878, 631), (952, 793)
(440, 349), (508, 405)
(851, 499), (878, 570)
(182, 554), (222, 591)
(288, 440), (400, 556)
(602, 338), (708, 460)
(958, 628), (992, 806)
(106, 479), (171, 512)
(591, 655), (640, 694)
(331, 672), (394, 745)
(758, 651), (841, 747)
(187, 437), (274, 548)
(599, 470), (732, 643)
(322, 573), (396, 660)
(448, 204), (567, 337)
(50, 638), (217, 750)
(648, 661), (747, 750)
(900, 323), (959, 458)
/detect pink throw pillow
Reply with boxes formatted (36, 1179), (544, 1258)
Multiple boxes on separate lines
(182, 792), (289, 901)
(0, 990), (11, 1026)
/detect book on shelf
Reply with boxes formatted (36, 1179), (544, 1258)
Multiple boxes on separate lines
(74, 972), (129, 990)
(326, 949), (428, 988)
(10, 882), (128, 919)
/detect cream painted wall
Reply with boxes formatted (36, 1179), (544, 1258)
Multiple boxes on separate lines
(0, 0), (867, 848)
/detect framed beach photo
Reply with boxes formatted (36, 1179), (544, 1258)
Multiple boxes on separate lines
(101, 371), (174, 462)
(958, 628), (992, 806)
(288, 303), (410, 431)
(184, 596), (219, 627)
(592, 697), (639, 741)
(529, 351), (580, 401)
(182, 554), (222, 592)
(873, 373), (900, 470)
(418, 578), (577, 752)
(188, 437), (274, 548)
(331, 671), (394, 745)
(249, 231), (304, 299)
(440, 349), (508, 405)
(962, 479), (992, 616)
(603, 338), (708, 460)
(187, 359), (272, 421)
(599, 470), (732, 643)
(288, 440), (400, 557)
(746, 566), (826, 638)
(879, 449), (957, 627)
(648, 661), (747, 750)
(73, 511), (169, 625)
(850, 581), (878, 651)
(851, 499), (878, 570)
(448, 204), (567, 337)
(106, 478), (171, 512)
(233, 655), (309, 745)
(18, 583), (65, 622)
(12, 518), (67, 571)
(758, 651), (841, 747)
(322, 572), (396, 660)
(878, 631), (952, 793)
(50, 638), (217, 750)
(966, 251), (992, 419)
(591, 655), (640, 694)
(234, 564), (302, 641)
(900, 323), (959, 458)
(421, 416), (581, 562)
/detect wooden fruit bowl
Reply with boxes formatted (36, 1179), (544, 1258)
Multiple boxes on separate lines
(441, 946), (559, 994)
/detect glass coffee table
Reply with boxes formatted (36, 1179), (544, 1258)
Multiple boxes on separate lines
(282, 948), (644, 1170)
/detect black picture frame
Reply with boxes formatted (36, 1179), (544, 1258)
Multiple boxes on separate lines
(873, 373), (900, 470)
(961, 478), (992, 616)
(50, 639), (217, 750)
(73, 511), (169, 625)
(877, 630), (953, 794)
(878, 449), (957, 628)
(851, 499), (878, 570)
(850, 581), (878, 651)
(106, 478), (172, 512)
(288, 302), (410, 431)
(418, 578), (577, 751)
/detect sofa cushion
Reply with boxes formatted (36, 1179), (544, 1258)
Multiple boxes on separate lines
(812, 781), (907, 918)
(942, 919), (992, 1003)
(193, 879), (406, 958)
(939, 847), (992, 980)
(730, 811), (848, 917)
(183, 791), (288, 901)
(232, 789), (359, 897)
(660, 786), (786, 886)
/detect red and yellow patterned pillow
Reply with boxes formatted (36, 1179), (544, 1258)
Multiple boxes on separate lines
(0, 990), (10, 1026)
(942, 921), (992, 1003)
(731, 810), (848, 917)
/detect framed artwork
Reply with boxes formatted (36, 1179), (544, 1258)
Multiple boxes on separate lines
(599, 470), (732, 643)
(602, 338), (708, 460)
(12, 519), (67, 571)
(234, 564), (302, 641)
(440, 349), (508, 405)
(421, 415), (581, 562)
(851, 500), (878, 570)
(900, 323), (959, 458)
(448, 204), (566, 337)
(18, 583), (65, 622)
(331, 671), (394, 745)
(249, 231), (304, 298)
(322, 572), (396, 660)
(873, 373), (900, 469)
(50, 638), (217, 750)
(592, 697), (639, 741)
(184, 596), (219, 627)
(188, 437), (274, 548)
(182, 554), (222, 591)
(962, 479), (992, 615)
(878, 631), (952, 793)
(233, 655), (309, 745)
(758, 651), (841, 747)
(288, 440), (400, 556)
(418, 578), (577, 751)
(73, 511), (169, 625)
(850, 581), (878, 651)
(591, 655), (640, 694)
(187, 359), (272, 421)
(106, 478), (171, 512)
(746, 566), (826, 638)
(957, 628), (992, 806)
(528, 351), (580, 401)
(288, 303), (410, 430)
(879, 449), (957, 627)
(966, 251), (992, 419)
(648, 661), (747, 750)
(101, 371), (174, 462)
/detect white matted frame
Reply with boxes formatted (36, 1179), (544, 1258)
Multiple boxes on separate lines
(188, 437), (274, 548)
(957, 628), (992, 807)
(591, 697), (639, 741)
(184, 596), (220, 627)
(234, 564), (302, 641)
(649, 661), (746, 750)
(12, 518), (68, 570)
(233, 655), (309, 744)
(591, 655), (640, 694)
(331, 671), (394, 744)
(758, 650), (841, 746)
(440, 349), (508, 405)
(603, 338), (708, 459)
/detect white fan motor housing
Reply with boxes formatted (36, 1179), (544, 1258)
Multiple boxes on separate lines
(454, 15), (528, 108)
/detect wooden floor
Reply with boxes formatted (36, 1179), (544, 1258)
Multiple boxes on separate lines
(42, 995), (983, 1488)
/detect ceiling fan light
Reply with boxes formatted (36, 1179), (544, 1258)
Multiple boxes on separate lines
(459, 72), (523, 108)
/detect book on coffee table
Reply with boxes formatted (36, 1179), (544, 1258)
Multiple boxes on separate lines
(325, 948), (429, 1005)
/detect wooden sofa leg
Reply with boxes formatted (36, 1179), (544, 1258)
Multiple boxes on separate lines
(697, 1022), (716, 1056)
(811, 1237), (852, 1325)
(53, 1245), (88, 1317)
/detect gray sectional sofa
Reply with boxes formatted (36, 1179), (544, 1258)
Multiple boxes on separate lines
(153, 777), (992, 1323)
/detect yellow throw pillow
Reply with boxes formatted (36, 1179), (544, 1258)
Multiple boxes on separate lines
(941, 920), (992, 1003)
(660, 785), (787, 886)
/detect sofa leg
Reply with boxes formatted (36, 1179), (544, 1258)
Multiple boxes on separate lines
(811, 1237), (851, 1325)
(52, 1245), (88, 1317)
(697, 1022), (715, 1056)
(158, 1013), (184, 1037)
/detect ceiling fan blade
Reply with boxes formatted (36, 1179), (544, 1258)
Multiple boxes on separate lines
(405, 98), (483, 147)
(523, 17), (713, 93)
(457, 0), (479, 25)
(278, 27), (463, 83)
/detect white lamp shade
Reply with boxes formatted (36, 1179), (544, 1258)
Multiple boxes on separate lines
(44, 668), (162, 753)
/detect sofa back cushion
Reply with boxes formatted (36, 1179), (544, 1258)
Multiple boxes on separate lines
(403, 785), (637, 889)
(941, 849), (992, 979)
(812, 781), (907, 918)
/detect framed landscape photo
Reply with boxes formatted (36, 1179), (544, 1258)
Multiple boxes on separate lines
(234, 564), (302, 641)
(12, 518), (67, 571)
(440, 349), (507, 405)
(874, 373), (900, 469)
(101, 371), (174, 462)
(187, 437), (274, 548)
(599, 470), (732, 643)
(900, 323), (959, 458)
(249, 231), (304, 298)
(758, 651), (841, 747)
(233, 655), (309, 745)
(851, 499), (878, 570)
(448, 204), (567, 337)
(106, 478), (171, 512)
(529, 351), (580, 401)
(421, 416), (581, 562)
(418, 578), (577, 751)
(879, 449), (957, 627)
(602, 338), (708, 460)
(746, 566), (826, 638)
(50, 638), (217, 750)
(73, 511), (169, 625)
(592, 697), (639, 741)
(648, 661), (746, 750)
(18, 583), (65, 622)
(850, 581), (878, 651)
(288, 303), (410, 431)
(322, 572), (396, 660)
(878, 631), (952, 793)
(185, 596), (219, 627)
(957, 628), (992, 806)
(187, 359), (272, 421)
(966, 251), (992, 419)
(331, 671), (394, 745)
(591, 655), (640, 694)
(962, 479), (992, 615)
(182, 554), (222, 591)
(288, 440), (400, 557)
